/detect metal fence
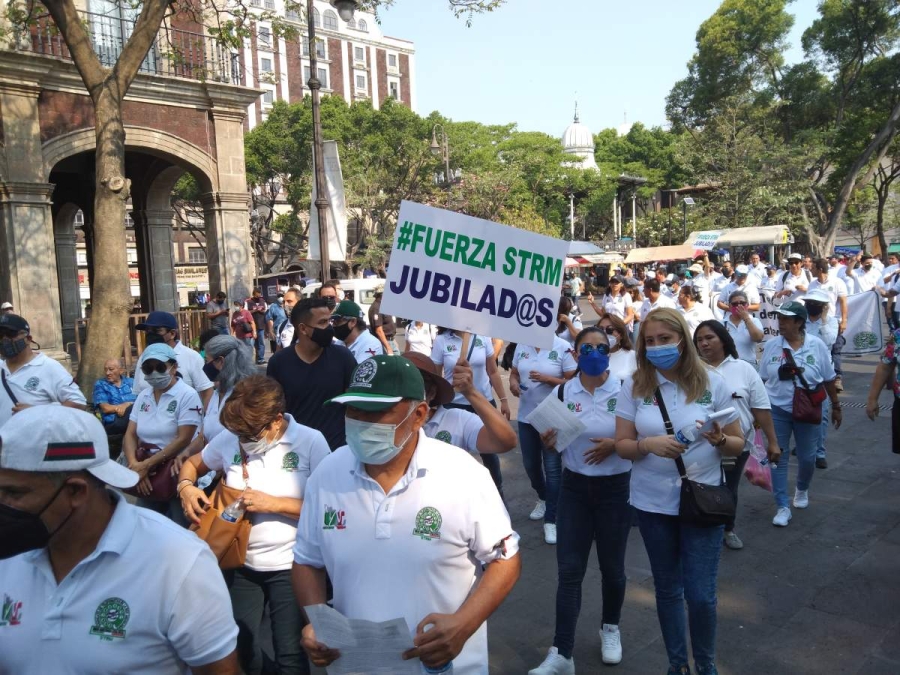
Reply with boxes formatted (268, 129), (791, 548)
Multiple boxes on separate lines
(19, 10), (243, 86)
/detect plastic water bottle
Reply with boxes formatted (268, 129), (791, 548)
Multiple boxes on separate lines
(674, 422), (700, 446)
(422, 662), (453, 674)
(221, 497), (246, 523)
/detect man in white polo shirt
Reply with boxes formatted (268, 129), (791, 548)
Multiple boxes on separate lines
(0, 406), (239, 674)
(331, 299), (384, 363)
(292, 355), (520, 674)
(132, 311), (214, 407)
(0, 313), (86, 429)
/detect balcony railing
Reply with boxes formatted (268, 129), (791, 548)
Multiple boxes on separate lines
(16, 10), (244, 86)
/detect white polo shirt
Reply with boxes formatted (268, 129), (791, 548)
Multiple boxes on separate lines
(679, 303), (715, 336)
(202, 388), (231, 442)
(511, 337), (577, 420)
(723, 316), (765, 365)
(776, 271), (811, 301)
(718, 281), (761, 312)
(554, 376), (631, 477)
(616, 370), (733, 516)
(424, 406), (483, 454)
(133, 341), (213, 395)
(556, 311), (583, 347)
(758, 334), (836, 410)
(850, 266), (881, 293)
(202, 414), (330, 571)
(0, 353), (86, 429)
(0, 492), (237, 674)
(808, 277), (848, 318)
(710, 356), (770, 446)
(405, 322), (437, 356)
(601, 293), (634, 327)
(277, 319), (294, 349)
(608, 348), (637, 383)
(806, 316), (839, 349)
(747, 262), (768, 288)
(344, 330), (384, 363)
(639, 294), (677, 323)
(431, 333), (494, 406)
(293, 432), (519, 675)
(689, 273), (712, 305)
(129, 379), (202, 451)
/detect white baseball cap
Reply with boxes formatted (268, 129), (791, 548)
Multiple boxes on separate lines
(0, 302), (12, 310)
(0, 407), (138, 488)
(735, 264), (750, 275)
(801, 290), (831, 305)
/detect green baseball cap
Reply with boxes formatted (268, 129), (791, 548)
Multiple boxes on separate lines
(332, 300), (363, 320)
(327, 355), (425, 411)
(774, 301), (808, 321)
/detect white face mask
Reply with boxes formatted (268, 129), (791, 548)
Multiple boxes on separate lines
(145, 371), (173, 390)
(608, 334), (618, 349)
(239, 422), (279, 455)
(345, 404), (416, 465)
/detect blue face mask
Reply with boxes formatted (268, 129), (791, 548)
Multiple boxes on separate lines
(646, 341), (682, 370)
(579, 348), (610, 376)
(345, 405), (416, 466)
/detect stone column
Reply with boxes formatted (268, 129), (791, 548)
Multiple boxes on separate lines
(202, 191), (252, 302)
(134, 209), (179, 313)
(54, 226), (80, 348)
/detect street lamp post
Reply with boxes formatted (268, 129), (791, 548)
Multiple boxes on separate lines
(682, 196), (695, 241)
(430, 124), (454, 205)
(306, 0), (358, 282)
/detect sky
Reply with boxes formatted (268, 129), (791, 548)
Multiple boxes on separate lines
(378, 0), (822, 137)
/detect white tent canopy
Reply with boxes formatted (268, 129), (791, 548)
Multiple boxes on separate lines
(686, 225), (792, 248)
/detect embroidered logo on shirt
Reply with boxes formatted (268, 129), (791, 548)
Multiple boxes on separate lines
(140, 402), (151, 413)
(446, 344), (458, 353)
(0, 595), (22, 626)
(698, 390), (713, 405)
(24, 377), (39, 392)
(474, 338), (484, 348)
(517, 351), (530, 360)
(435, 430), (452, 443)
(642, 396), (658, 406)
(566, 402), (582, 413)
(806, 355), (815, 365)
(548, 350), (559, 362)
(607, 398), (617, 413)
(282, 451), (299, 472)
(413, 506), (442, 541)
(89, 597), (130, 641)
(323, 505), (346, 530)
(232, 453), (241, 465)
(854, 331), (878, 350)
(352, 359), (378, 388)
(165, 401), (177, 414)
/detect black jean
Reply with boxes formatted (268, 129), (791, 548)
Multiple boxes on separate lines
(444, 401), (504, 495)
(553, 469), (632, 659)
(722, 452), (750, 532)
(224, 567), (309, 675)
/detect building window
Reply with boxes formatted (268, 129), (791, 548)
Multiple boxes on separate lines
(389, 81), (399, 99)
(126, 249), (138, 264)
(323, 9), (338, 30)
(346, 18), (356, 28)
(313, 7), (320, 27)
(303, 66), (328, 88)
(358, 19), (367, 32)
(355, 73), (366, 91)
(188, 248), (207, 264)
(388, 53), (397, 68)
(77, 251), (88, 265)
(258, 27), (272, 48)
(250, 0), (261, 6)
(263, 89), (274, 104)
(264, 0), (274, 8)
(261, 57), (272, 72)
(286, 8), (299, 20)
(302, 38), (326, 59)
(354, 46), (365, 62)
(74, 210), (84, 225)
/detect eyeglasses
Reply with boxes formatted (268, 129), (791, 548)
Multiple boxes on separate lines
(579, 343), (610, 356)
(599, 326), (617, 336)
(140, 361), (169, 375)
(730, 301), (748, 307)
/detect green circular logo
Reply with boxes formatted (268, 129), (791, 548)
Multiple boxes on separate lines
(854, 331), (878, 349)
(91, 597), (130, 639)
(413, 506), (442, 540)
(435, 430), (452, 443)
(282, 451), (299, 471)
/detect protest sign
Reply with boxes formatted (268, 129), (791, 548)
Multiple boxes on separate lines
(308, 141), (348, 262)
(380, 201), (569, 349)
(691, 231), (722, 251)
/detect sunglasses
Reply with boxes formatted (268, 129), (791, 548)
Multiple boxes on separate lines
(579, 343), (611, 356)
(140, 361), (170, 375)
(599, 326), (617, 335)
(730, 301), (748, 307)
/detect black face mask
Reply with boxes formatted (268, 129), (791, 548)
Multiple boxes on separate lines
(324, 296), (337, 310)
(332, 321), (353, 341)
(145, 332), (167, 345)
(306, 325), (335, 348)
(0, 482), (72, 560)
(806, 304), (824, 319)
(0, 336), (28, 358)
(202, 360), (221, 382)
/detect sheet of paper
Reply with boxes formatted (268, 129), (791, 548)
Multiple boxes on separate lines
(524, 391), (587, 452)
(305, 604), (420, 675)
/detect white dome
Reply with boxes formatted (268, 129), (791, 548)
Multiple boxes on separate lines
(562, 110), (597, 170)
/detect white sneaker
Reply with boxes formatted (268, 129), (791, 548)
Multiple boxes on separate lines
(773, 507), (792, 527)
(529, 500), (547, 521)
(793, 489), (809, 509)
(544, 523), (557, 545)
(528, 646), (575, 675)
(600, 624), (623, 664)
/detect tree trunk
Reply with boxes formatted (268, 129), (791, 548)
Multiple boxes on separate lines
(76, 86), (133, 400)
(876, 189), (889, 256)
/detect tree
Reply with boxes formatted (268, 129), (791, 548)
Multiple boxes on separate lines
(3, 0), (504, 397)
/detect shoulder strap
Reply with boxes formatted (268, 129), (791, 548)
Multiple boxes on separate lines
(557, 380), (567, 403)
(782, 347), (812, 390)
(653, 386), (688, 478)
(1, 369), (18, 405)
(782, 270), (790, 283)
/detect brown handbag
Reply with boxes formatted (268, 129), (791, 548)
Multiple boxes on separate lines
(123, 443), (178, 502)
(189, 454), (251, 570)
(782, 349), (827, 424)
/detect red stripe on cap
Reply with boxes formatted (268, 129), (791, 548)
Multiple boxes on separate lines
(44, 442), (96, 461)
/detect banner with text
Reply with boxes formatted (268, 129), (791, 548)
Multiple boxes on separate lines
(381, 201), (569, 349)
(308, 141), (348, 262)
(758, 290), (883, 355)
(691, 230), (722, 251)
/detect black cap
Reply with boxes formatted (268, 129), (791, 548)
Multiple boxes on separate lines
(0, 313), (30, 335)
(135, 311), (178, 331)
(861, 253), (874, 261)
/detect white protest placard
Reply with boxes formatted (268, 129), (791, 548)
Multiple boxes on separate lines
(308, 141), (348, 262)
(381, 201), (569, 349)
(691, 230), (722, 251)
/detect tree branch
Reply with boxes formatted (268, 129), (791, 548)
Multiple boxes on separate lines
(42, 0), (105, 94)
(113, 0), (171, 93)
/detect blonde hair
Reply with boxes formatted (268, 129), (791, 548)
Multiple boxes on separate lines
(632, 307), (709, 403)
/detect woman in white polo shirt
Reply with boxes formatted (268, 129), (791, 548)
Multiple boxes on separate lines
(588, 276), (635, 333)
(529, 327), (632, 674)
(555, 296), (583, 347)
(677, 285), (715, 337)
(123, 343), (202, 522)
(598, 314), (637, 383)
(179, 375), (330, 675)
(403, 320), (437, 356)
(758, 302), (841, 528)
(615, 308), (745, 675)
(723, 290), (765, 366)
(198, 335), (257, 443)
(694, 320), (781, 550)
(510, 334), (577, 544)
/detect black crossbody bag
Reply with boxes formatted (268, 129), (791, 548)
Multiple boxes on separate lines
(1, 370), (18, 405)
(654, 387), (735, 528)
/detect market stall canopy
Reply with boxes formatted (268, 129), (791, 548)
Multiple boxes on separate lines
(625, 244), (698, 264)
(567, 241), (605, 256)
(564, 257), (581, 267)
(686, 225), (792, 248)
(581, 252), (624, 264)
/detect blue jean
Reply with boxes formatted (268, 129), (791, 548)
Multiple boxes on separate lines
(817, 398), (831, 460)
(771, 405), (819, 508)
(637, 509), (723, 675)
(518, 420), (562, 523)
(553, 470), (631, 659)
(831, 334), (845, 377)
(214, 325), (230, 336)
(225, 567), (309, 675)
(255, 328), (266, 361)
